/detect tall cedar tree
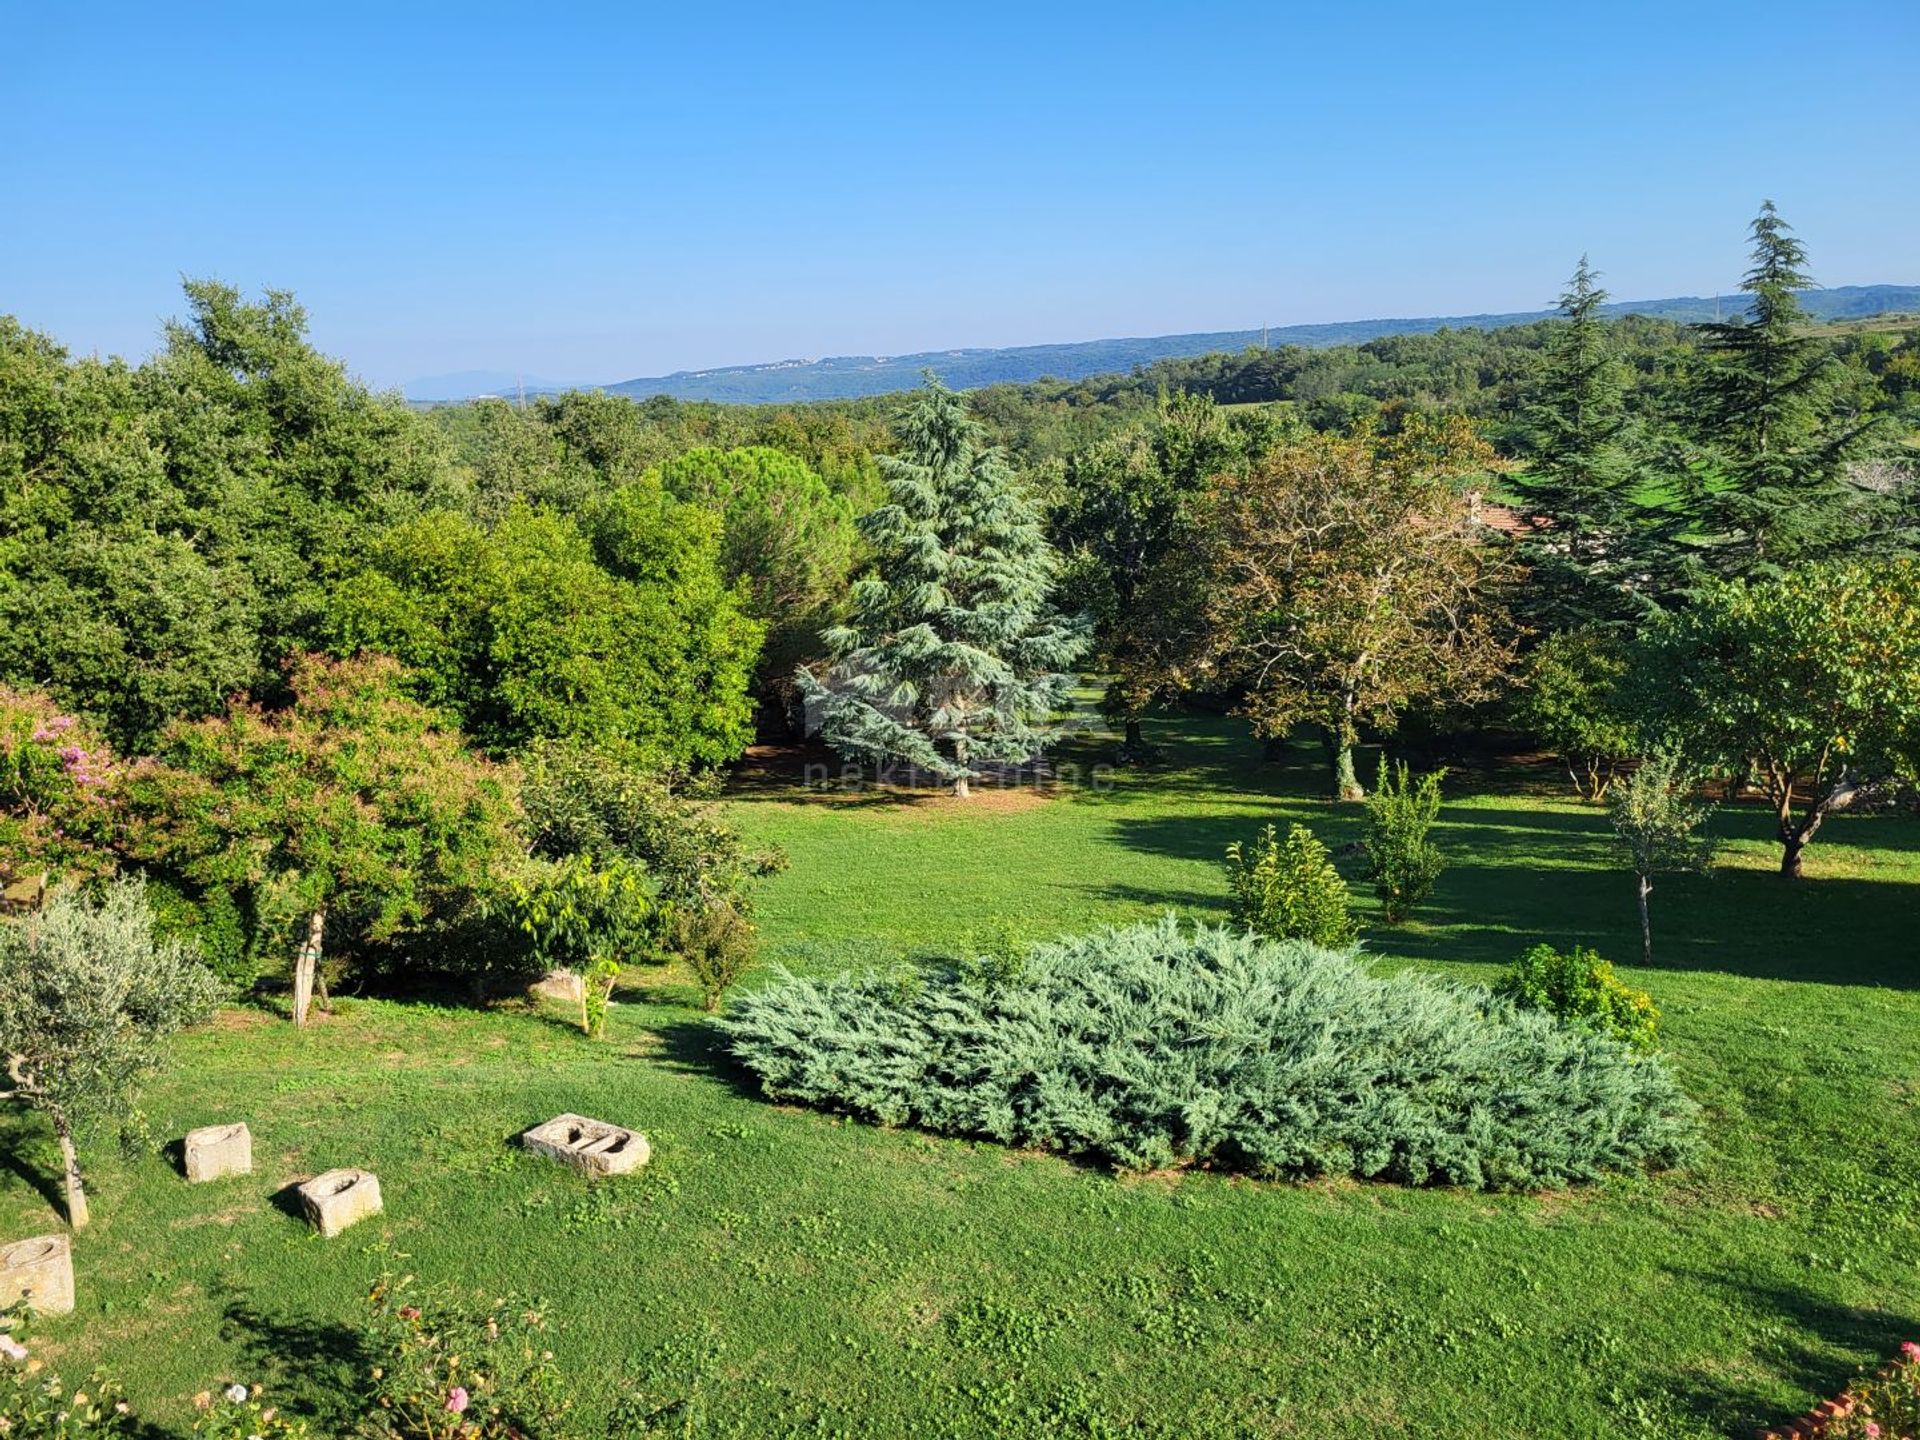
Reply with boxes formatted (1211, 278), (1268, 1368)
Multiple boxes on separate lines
(1192, 418), (1517, 800)
(798, 378), (1087, 797)
(1514, 258), (1674, 626)
(1690, 202), (1884, 572)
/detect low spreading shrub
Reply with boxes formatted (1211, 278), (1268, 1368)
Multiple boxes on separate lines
(1362, 760), (1446, 923)
(1494, 943), (1660, 1052)
(1224, 823), (1356, 947)
(718, 915), (1700, 1190)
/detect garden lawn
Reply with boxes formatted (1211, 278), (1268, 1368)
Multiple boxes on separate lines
(4, 711), (1918, 1438)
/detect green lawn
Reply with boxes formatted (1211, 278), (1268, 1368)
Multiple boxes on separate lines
(5, 711), (1919, 1437)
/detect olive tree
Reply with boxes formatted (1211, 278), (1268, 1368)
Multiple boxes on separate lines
(0, 880), (221, 1228)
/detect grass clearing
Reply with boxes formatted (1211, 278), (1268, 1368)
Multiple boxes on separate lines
(4, 710), (1918, 1437)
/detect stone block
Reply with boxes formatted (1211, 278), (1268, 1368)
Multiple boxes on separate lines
(184, 1122), (252, 1182)
(297, 1168), (383, 1237)
(521, 1113), (650, 1176)
(0, 1234), (74, 1316)
(528, 968), (583, 1004)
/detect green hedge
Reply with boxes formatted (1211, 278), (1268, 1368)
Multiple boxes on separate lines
(718, 916), (1700, 1190)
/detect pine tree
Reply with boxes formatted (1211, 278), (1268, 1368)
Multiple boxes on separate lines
(1690, 201), (1884, 573)
(1514, 258), (1672, 626)
(798, 377), (1087, 798)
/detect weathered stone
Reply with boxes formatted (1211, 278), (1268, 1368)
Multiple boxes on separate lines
(0, 1234), (74, 1316)
(297, 1168), (383, 1237)
(521, 1113), (650, 1176)
(528, 968), (583, 1004)
(183, 1122), (252, 1182)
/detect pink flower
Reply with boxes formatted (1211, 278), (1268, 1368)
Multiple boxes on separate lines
(445, 1387), (469, 1414)
(1863, 1424), (1879, 1438)
(1901, 1340), (1920, 1361)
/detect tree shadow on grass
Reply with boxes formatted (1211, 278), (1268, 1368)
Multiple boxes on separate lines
(217, 1290), (370, 1431)
(1378, 860), (1920, 988)
(648, 1017), (760, 1097)
(1659, 1268), (1920, 1437)
(1110, 797), (1920, 987)
(0, 1116), (64, 1217)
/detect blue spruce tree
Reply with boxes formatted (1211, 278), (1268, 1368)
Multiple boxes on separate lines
(798, 377), (1088, 798)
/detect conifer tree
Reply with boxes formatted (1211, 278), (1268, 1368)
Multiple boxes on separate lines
(1514, 258), (1671, 626)
(798, 378), (1087, 798)
(1690, 202), (1885, 573)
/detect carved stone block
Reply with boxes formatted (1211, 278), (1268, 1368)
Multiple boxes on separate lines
(0, 1234), (74, 1316)
(297, 1168), (383, 1237)
(184, 1122), (252, 1182)
(521, 1113), (650, 1176)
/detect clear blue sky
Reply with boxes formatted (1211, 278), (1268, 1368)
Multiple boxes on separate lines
(6, 0), (1916, 389)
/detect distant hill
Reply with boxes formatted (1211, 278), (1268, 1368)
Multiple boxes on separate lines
(409, 286), (1920, 405)
(402, 369), (574, 403)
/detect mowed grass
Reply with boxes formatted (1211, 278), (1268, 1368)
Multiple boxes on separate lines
(5, 710), (1920, 1437)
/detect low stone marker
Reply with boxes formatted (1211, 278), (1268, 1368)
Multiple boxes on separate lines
(528, 968), (584, 1004)
(521, 1113), (650, 1176)
(183, 1122), (252, 1182)
(0, 1234), (74, 1316)
(296, 1168), (383, 1237)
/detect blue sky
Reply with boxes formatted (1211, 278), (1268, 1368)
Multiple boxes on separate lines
(6, 1), (1916, 388)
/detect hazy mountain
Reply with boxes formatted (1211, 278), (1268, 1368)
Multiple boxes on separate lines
(401, 370), (571, 403)
(407, 286), (1919, 405)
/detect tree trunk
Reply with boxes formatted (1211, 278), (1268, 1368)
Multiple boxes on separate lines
(1779, 834), (1806, 879)
(1636, 873), (1653, 967)
(1331, 731), (1363, 803)
(292, 907), (326, 1026)
(56, 1119), (88, 1230)
(952, 733), (972, 799)
(1123, 718), (1144, 753)
(952, 775), (971, 799)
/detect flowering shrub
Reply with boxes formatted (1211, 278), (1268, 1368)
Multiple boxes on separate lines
(1804, 1341), (1920, 1439)
(0, 689), (121, 888)
(1494, 942), (1660, 1052)
(0, 1357), (135, 1438)
(361, 1273), (569, 1439)
(190, 1383), (313, 1440)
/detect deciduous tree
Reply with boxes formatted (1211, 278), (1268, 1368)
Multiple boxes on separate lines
(1629, 561), (1920, 877)
(122, 654), (522, 1024)
(1606, 751), (1717, 965)
(1192, 418), (1517, 799)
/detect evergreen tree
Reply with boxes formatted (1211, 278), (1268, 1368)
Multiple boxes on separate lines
(1513, 258), (1673, 626)
(798, 378), (1087, 798)
(1689, 202), (1885, 572)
